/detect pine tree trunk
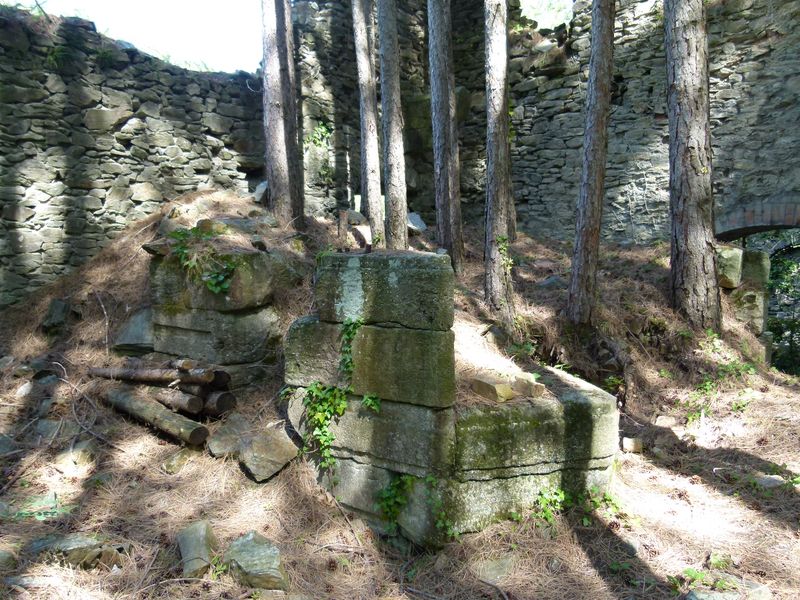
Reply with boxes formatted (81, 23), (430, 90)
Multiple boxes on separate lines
(664, 0), (720, 331)
(262, 0), (304, 228)
(378, 0), (408, 250)
(352, 0), (385, 246)
(566, 0), (616, 325)
(428, 0), (464, 275)
(484, 0), (515, 328)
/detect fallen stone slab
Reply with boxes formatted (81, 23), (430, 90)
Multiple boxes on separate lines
(176, 520), (218, 578)
(470, 376), (518, 402)
(207, 412), (253, 458)
(224, 531), (288, 590)
(28, 533), (129, 569)
(113, 307), (154, 355)
(239, 427), (298, 483)
(41, 299), (70, 334)
(314, 251), (454, 330)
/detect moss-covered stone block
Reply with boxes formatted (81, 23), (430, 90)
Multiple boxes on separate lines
(152, 305), (281, 364)
(716, 245), (744, 289)
(314, 251), (454, 331)
(288, 388), (455, 476)
(284, 317), (455, 408)
(150, 249), (301, 313)
(740, 250), (770, 289)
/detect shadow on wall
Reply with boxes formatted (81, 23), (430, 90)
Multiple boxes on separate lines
(0, 7), (263, 308)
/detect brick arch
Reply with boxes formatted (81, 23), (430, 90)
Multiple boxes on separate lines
(715, 200), (800, 242)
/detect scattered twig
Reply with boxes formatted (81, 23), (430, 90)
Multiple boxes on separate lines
(330, 493), (363, 548)
(478, 577), (510, 600)
(94, 291), (110, 356)
(58, 376), (129, 453)
(130, 577), (233, 597)
(404, 587), (444, 600)
(0, 421), (61, 495)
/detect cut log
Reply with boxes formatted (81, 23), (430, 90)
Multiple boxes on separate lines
(177, 383), (212, 399)
(89, 367), (215, 385)
(170, 358), (201, 371)
(105, 385), (209, 445)
(211, 370), (231, 389)
(150, 387), (204, 415)
(204, 391), (237, 417)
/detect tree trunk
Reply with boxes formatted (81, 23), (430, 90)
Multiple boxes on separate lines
(378, 0), (408, 250)
(262, 0), (304, 228)
(352, 0), (385, 247)
(428, 0), (464, 275)
(566, 0), (616, 325)
(664, 0), (720, 331)
(105, 385), (209, 445)
(88, 367), (216, 385)
(484, 0), (515, 329)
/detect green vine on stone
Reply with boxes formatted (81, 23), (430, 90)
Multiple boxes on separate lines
(302, 382), (349, 469)
(167, 226), (238, 295)
(339, 317), (364, 379)
(497, 235), (513, 275)
(376, 474), (416, 534)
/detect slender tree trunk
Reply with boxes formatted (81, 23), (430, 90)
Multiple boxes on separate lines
(566, 0), (616, 325)
(262, 0), (304, 228)
(484, 0), (515, 328)
(665, 0), (720, 330)
(428, 0), (464, 275)
(352, 0), (385, 246)
(378, 0), (408, 250)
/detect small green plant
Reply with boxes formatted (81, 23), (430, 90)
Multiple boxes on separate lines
(95, 47), (115, 69)
(361, 394), (380, 413)
(609, 560), (632, 574)
(718, 359), (756, 380)
(731, 398), (750, 413)
(423, 475), (458, 540)
(304, 121), (333, 148)
(302, 382), (349, 469)
(209, 554), (228, 580)
(682, 567), (710, 589)
(45, 45), (74, 71)
(339, 317), (364, 379)
(508, 340), (537, 360)
(376, 474), (416, 533)
(532, 487), (567, 524)
(602, 375), (624, 394)
(496, 235), (513, 275)
(168, 226), (238, 295)
(658, 368), (673, 379)
(707, 553), (732, 570)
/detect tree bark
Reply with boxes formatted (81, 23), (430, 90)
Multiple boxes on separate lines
(262, 0), (304, 228)
(352, 0), (385, 247)
(566, 0), (616, 325)
(484, 0), (516, 329)
(428, 0), (464, 275)
(150, 386), (204, 415)
(664, 0), (720, 331)
(378, 0), (408, 250)
(88, 367), (216, 385)
(105, 385), (209, 445)
(204, 391), (238, 417)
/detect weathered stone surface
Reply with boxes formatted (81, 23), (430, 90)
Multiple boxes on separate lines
(224, 531), (288, 590)
(152, 306), (281, 365)
(239, 427), (298, 482)
(28, 533), (129, 568)
(314, 251), (454, 330)
(150, 251), (301, 313)
(288, 389), (455, 476)
(454, 385), (618, 481)
(740, 250), (771, 289)
(34, 419), (80, 440)
(41, 298), (69, 333)
(726, 287), (768, 334)
(716, 246), (744, 289)
(84, 108), (132, 131)
(161, 446), (202, 474)
(207, 412), (253, 458)
(470, 376), (518, 402)
(54, 440), (97, 469)
(511, 372), (545, 398)
(176, 521), (217, 578)
(113, 308), (153, 355)
(285, 317), (455, 408)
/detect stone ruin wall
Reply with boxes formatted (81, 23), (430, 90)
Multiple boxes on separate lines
(0, 10), (265, 307)
(2, 1), (798, 305)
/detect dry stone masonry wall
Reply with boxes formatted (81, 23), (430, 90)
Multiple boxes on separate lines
(284, 251), (618, 546)
(0, 9), (264, 306)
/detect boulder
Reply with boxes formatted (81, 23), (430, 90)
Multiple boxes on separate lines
(176, 521), (218, 578)
(716, 246), (744, 289)
(284, 317), (456, 408)
(207, 412), (253, 458)
(239, 427), (298, 482)
(41, 298), (69, 334)
(27, 533), (129, 569)
(150, 250), (301, 313)
(224, 531), (288, 590)
(113, 308), (154, 355)
(407, 212), (427, 234)
(740, 250), (771, 289)
(314, 251), (454, 331)
(152, 305), (281, 365)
